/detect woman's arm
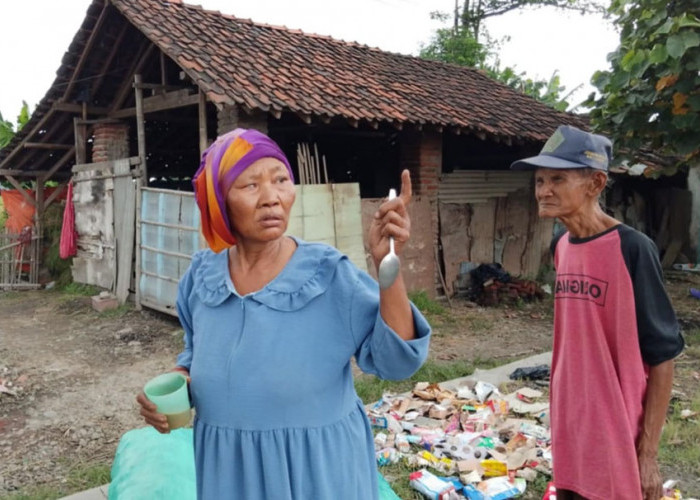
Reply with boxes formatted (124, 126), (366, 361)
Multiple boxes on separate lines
(370, 169), (416, 340)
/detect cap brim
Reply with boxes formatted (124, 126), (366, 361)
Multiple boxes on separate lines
(510, 154), (589, 171)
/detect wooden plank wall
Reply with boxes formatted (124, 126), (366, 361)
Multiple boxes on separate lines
(439, 187), (554, 295)
(287, 183), (367, 272)
(360, 197), (435, 295)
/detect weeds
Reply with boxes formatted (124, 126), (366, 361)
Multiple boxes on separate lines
(58, 282), (102, 296)
(408, 290), (446, 317)
(66, 462), (111, 492)
(97, 304), (131, 318)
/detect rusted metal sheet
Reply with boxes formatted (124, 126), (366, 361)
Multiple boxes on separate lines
(439, 170), (532, 204)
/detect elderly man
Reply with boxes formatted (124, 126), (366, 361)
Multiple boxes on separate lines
(511, 125), (684, 500)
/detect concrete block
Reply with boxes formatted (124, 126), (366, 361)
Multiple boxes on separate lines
(91, 293), (119, 312)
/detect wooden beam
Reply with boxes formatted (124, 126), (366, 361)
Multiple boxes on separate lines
(134, 83), (184, 92)
(198, 89), (208, 155)
(23, 142), (73, 150)
(296, 112), (312, 125)
(0, 169), (47, 177)
(0, 109), (55, 169)
(3, 176), (35, 206)
(110, 42), (155, 113)
(52, 102), (109, 115)
(160, 51), (167, 88)
(62, 3), (110, 100)
(44, 181), (68, 210)
(270, 108), (282, 120)
(41, 147), (76, 183)
(109, 90), (199, 118)
(74, 117), (87, 165)
(135, 74), (147, 184)
(90, 21), (129, 98)
(71, 156), (140, 173)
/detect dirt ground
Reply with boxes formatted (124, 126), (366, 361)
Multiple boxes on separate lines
(0, 270), (698, 498)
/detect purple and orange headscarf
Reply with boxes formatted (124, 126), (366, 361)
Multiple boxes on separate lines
(193, 128), (294, 252)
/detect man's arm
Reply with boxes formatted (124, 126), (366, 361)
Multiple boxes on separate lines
(637, 359), (674, 500)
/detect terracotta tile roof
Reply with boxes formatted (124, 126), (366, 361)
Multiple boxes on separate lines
(111, 0), (587, 143)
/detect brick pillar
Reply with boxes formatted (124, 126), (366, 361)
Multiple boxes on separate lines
(217, 104), (268, 135)
(92, 122), (129, 163)
(400, 130), (441, 245)
(400, 130), (442, 295)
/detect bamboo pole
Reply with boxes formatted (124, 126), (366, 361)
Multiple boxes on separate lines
(314, 144), (321, 186)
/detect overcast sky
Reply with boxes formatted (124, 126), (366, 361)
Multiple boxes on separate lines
(0, 0), (620, 122)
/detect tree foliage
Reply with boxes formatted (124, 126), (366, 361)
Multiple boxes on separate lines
(586, 0), (700, 173)
(420, 18), (573, 110)
(460, 0), (606, 43)
(0, 101), (31, 150)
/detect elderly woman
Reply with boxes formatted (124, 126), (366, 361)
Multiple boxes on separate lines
(511, 125), (684, 500)
(137, 128), (431, 500)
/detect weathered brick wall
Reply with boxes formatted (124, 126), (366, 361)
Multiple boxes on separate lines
(400, 130), (442, 295)
(91, 122), (129, 163)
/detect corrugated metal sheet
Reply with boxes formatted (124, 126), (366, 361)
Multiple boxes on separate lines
(439, 170), (533, 204)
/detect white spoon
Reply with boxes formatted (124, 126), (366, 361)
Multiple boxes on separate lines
(377, 188), (400, 290)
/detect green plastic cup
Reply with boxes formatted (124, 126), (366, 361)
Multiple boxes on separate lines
(144, 372), (192, 429)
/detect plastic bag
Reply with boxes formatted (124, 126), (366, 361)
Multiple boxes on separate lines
(109, 427), (196, 500)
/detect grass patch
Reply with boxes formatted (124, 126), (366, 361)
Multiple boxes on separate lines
(0, 485), (65, 500)
(355, 359), (482, 404)
(682, 328), (700, 358)
(97, 304), (132, 318)
(58, 282), (102, 296)
(659, 396), (700, 483)
(66, 462), (111, 492)
(408, 290), (446, 317)
(466, 316), (495, 331)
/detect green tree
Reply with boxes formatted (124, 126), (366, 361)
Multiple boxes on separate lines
(0, 101), (31, 150)
(586, 0), (700, 174)
(460, 0), (606, 44)
(420, 17), (575, 110)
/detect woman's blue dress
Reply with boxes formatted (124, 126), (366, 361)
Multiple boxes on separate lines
(175, 238), (431, 499)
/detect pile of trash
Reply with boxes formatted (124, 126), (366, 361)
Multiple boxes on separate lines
(454, 263), (545, 306)
(366, 379), (552, 499)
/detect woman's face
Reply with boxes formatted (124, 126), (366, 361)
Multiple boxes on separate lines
(534, 167), (597, 219)
(226, 157), (296, 244)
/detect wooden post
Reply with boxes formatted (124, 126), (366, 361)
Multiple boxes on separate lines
(74, 117), (87, 165)
(135, 74), (147, 184)
(33, 181), (44, 284)
(198, 89), (208, 156)
(134, 177), (143, 310)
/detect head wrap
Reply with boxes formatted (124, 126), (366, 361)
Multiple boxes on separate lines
(193, 128), (294, 252)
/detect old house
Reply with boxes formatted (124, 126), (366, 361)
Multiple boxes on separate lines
(0, 0), (590, 310)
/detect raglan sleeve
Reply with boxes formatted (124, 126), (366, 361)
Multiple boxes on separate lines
(621, 229), (684, 365)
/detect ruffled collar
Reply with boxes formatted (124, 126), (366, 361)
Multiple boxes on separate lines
(194, 237), (345, 311)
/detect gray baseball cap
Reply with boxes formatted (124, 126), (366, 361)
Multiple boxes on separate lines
(510, 125), (613, 171)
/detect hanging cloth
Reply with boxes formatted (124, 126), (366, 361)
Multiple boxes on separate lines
(59, 181), (77, 259)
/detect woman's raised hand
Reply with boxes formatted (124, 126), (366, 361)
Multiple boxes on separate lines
(369, 169), (412, 269)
